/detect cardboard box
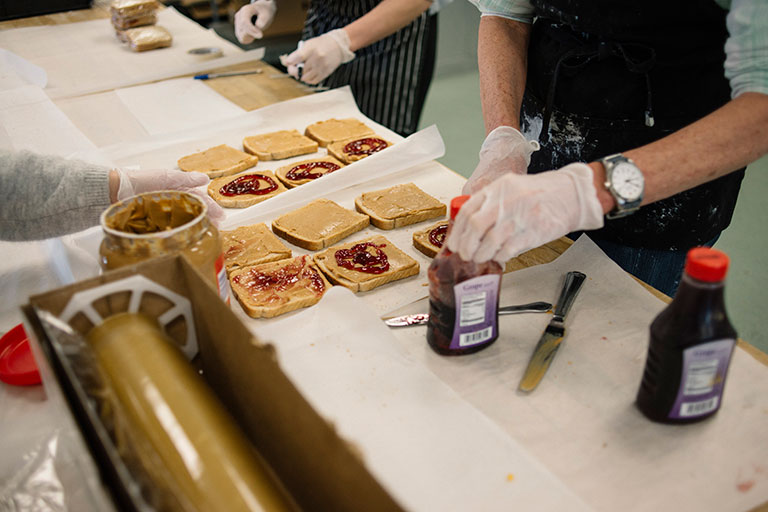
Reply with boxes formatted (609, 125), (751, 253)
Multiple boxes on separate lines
(23, 254), (402, 511)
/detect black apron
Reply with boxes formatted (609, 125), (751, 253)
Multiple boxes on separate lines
(522, 0), (744, 250)
(303, 0), (437, 137)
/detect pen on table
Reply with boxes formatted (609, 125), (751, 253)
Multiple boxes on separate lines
(193, 69), (263, 80)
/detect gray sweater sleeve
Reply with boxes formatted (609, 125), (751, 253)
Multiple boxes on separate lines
(0, 150), (112, 241)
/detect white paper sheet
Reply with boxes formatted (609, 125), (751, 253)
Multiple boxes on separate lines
(0, 49), (47, 90)
(0, 8), (262, 99)
(252, 286), (594, 512)
(62, 87), (457, 317)
(0, 86), (96, 155)
(385, 235), (768, 512)
(114, 78), (246, 135)
(53, 77), (248, 148)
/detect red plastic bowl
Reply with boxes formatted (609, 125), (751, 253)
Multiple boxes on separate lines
(0, 323), (42, 386)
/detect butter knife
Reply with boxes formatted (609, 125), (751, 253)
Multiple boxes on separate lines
(383, 301), (552, 327)
(518, 271), (586, 393)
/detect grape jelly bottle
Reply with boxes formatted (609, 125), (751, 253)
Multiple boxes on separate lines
(636, 247), (737, 423)
(426, 195), (503, 355)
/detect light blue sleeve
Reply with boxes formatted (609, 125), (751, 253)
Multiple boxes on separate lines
(467, 0), (535, 23)
(722, 0), (768, 97)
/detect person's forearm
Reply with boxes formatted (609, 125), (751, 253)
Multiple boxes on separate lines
(477, 16), (531, 134)
(0, 151), (111, 241)
(589, 92), (768, 214)
(343, 0), (431, 53)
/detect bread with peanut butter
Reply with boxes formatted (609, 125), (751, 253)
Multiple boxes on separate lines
(355, 183), (446, 230)
(304, 118), (375, 147)
(275, 156), (345, 188)
(221, 223), (292, 274)
(208, 170), (286, 209)
(412, 220), (449, 258)
(242, 130), (318, 161)
(326, 135), (393, 164)
(314, 235), (419, 292)
(178, 144), (258, 178)
(271, 199), (369, 251)
(229, 255), (331, 318)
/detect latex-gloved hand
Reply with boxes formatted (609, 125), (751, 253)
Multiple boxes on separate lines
(234, 0), (277, 44)
(447, 163), (604, 264)
(115, 168), (226, 225)
(462, 126), (540, 195)
(280, 29), (355, 85)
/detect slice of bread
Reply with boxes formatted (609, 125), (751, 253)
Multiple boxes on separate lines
(326, 135), (392, 164)
(111, 0), (158, 17)
(111, 11), (156, 30)
(221, 223), (292, 273)
(229, 255), (331, 318)
(355, 183), (446, 230)
(304, 118), (375, 147)
(413, 220), (449, 258)
(208, 170), (286, 208)
(122, 25), (172, 52)
(242, 130), (318, 161)
(178, 144), (258, 178)
(314, 235), (419, 292)
(272, 199), (369, 251)
(275, 156), (345, 188)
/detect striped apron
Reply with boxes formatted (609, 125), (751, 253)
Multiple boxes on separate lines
(302, 0), (438, 136)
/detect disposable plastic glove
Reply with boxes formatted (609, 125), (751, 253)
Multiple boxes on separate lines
(234, 0), (277, 44)
(447, 162), (604, 264)
(462, 126), (540, 195)
(115, 168), (226, 225)
(280, 29), (355, 85)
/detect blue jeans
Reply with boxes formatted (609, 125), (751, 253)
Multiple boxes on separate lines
(572, 235), (719, 298)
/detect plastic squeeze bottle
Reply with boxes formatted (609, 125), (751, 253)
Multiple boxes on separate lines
(427, 195), (503, 355)
(636, 247), (737, 423)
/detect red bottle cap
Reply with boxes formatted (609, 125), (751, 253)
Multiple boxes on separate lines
(685, 247), (729, 282)
(0, 323), (41, 387)
(450, 195), (471, 220)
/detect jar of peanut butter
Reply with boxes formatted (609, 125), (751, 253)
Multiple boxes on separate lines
(99, 191), (227, 302)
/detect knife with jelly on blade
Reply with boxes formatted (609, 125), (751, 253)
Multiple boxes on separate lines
(518, 271), (586, 393)
(383, 301), (552, 327)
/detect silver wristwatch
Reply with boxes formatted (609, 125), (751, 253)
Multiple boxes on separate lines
(600, 153), (645, 219)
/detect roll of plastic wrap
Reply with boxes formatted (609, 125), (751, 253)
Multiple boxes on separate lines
(86, 313), (296, 512)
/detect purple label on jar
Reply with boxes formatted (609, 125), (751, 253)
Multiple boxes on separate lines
(669, 338), (735, 419)
(449, 274), (500, 350)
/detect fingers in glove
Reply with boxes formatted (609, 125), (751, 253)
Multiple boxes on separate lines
(446, 194), (492, 261)
(186, 188), (225, 226)
(281, 47), (306, 68)
(173, 171), (209, 189)
(300, 66), (323, 85)
(493, 235), (528, 265)
(472, 219), (516, 263)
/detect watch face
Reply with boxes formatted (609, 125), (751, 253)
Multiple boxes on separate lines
(611, 162), (644, 201)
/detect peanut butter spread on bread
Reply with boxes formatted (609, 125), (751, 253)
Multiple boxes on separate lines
(359, 183), (443, 220)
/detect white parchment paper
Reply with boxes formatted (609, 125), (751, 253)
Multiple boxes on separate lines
(0, 49), (47, 91)
(252, 286), (594, 512)
(385, 235), (768, 512)
(0, 8), (261, 99)
(0, 86), (96, 155)
(62, 87), (458, 315)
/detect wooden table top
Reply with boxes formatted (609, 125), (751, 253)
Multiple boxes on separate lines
(3, 4), (765, 371)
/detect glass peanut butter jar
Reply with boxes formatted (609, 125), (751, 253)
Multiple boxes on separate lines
(99, 191), (228, 302)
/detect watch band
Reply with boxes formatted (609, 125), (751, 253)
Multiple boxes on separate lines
(601, 153), (644, 220)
